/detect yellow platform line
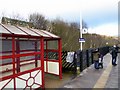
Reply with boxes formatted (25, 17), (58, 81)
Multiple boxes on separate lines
(93, 60), (113, 88)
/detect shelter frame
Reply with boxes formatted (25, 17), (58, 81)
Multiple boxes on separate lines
(0, 24), (62, 89)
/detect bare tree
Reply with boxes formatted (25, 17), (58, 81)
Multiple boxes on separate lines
(82, 20), (88, 29)
(0, 12), (7, 23)
(10, 12), (25, 21)
(70, 22), (79, 30)
(51, 18), (80, 51)
(29, 13), (48, 30)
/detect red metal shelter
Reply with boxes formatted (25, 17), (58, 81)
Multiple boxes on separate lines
(0, 23), (62, 89)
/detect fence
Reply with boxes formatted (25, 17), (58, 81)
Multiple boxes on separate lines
(75, 49), (94, 72)
(78, 46), (110, 72)
(61, 46), (110, 74)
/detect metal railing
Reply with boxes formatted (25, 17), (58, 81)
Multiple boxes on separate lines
(61, 46), (110, 74)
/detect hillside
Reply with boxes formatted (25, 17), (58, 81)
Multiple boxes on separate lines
(1, 17), (118, 51)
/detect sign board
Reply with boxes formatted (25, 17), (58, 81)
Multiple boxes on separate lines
(79, 38), (85, 42)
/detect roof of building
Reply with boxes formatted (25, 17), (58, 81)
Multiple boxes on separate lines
(0, 23), (59, 38)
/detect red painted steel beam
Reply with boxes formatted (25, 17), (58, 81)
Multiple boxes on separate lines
(0, 55), (13, 59)
(15, 52), (41, 57)
(46, 41), (48, 72)
(0, 49), (36, 54)
(44, 49), (59, 52)
(40, 37), (45, 88)
(44, 59), (59, 62)
(0, 58), (36, 66)
(0, 60), (36, 74)
(44, 38), (60, 41)
(12, 37), (16, 90)
(0, 52), (41, 59)
(1, 67), (42, 81)
(0, 68), (17, 74)
(35, 41), (38, 67)
(0, 39), (40, 42)
(1, 33), (39, 38)
(58, 39), (62, 79)
(1, 33), (52, 39)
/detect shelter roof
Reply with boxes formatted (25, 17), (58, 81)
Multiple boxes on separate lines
(0, 23), (59, 38)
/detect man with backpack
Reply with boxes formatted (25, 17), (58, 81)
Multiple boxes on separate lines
(110, 45), (118, 66)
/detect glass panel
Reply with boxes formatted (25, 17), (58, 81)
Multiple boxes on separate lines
(20, 41), (35, 50)
(0, 39), (13, 77)
(16, 39), (41, 73)
(41, 30), (59, 38)
(2, 40), (12, 51)
(19, 40), (40, 52)
(44, 41), (46, 49)
(48, 52), (58, 60)
(0, 25), (10, 34)
(0, 59), (13, 78)
(2, 40), (13, 56)
(3, 24), (27, 35)
(47, 41), (58, 49)
(1, 58), (12, 65)
(19, 55), (41, 73)
(18, 26), (39, 36)
(31, 28), (50, 37)
(20, 57), (35, 72)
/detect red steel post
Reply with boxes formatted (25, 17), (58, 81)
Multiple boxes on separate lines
(35, 41), (38, 67)
(40, 37), (45, 88)
(46, 41), (48, 72)
(12, 37), (16, 90)
(58, 39), (62, 79)
(16, 39), (20, 73)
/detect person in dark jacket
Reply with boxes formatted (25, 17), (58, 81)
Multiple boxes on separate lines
(111, 45), (118, 66)
(93, 49), (100, 69)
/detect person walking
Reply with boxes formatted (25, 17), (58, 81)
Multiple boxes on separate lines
(111, 45), (118, 66)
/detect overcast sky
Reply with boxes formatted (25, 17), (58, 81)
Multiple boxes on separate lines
(0, 0), (119, 36)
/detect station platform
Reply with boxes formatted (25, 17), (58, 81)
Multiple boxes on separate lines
(59, 53), (119, 89)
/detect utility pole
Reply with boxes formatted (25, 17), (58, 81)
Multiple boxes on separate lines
(77, 12), (83, 75)
(80, 12), (83, 50)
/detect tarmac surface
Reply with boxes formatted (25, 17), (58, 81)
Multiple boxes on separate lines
(60, 53), (119, 89)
